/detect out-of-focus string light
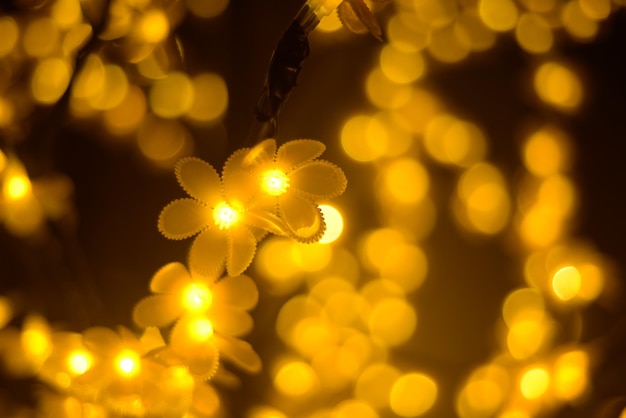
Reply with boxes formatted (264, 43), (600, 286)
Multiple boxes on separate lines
(318, 204), (343, 244)
(534, 62), (583, 110)
(519, 366), (550, 400)
(273, 359), (319, 397)
(390, 372), (438, 417)
(0, 17), (19, 57)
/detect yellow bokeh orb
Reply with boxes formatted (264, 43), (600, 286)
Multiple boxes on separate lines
(390, 373), (438, 416)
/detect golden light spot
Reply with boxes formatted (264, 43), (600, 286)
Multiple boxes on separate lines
(334, 400), (379, 418)
(261, 169), (290, 196)
(291, 242), (332, 272)
(341, 114), (388, 162)
(523, 127), (571, 177)
(390, 373), (437, 416)
(519, 367), (549, 399)
(136, 10), (169, 43)
(186, 0), (229, 18)
(0, 296), (12, 329)
(4, 175), (32, 201)
(502, 287), (545, 327)
(479, 0), (518, 32)
(359, 228), (405, 271)
(67, 350), (92, 375)
(63, 23), (92, 56)
(0, 17), (19, 57)
(379, 244), (428, 293)
(519, 0), (556, 12)
(552, 265), (582, 301)
(103, 85), (147, 135)
(88, 64), (129, 111)
(386, 14), (429, 53)
(577, 262), (604, 301)
(186, 73), (229, 123)
(51, 0), (82, 28)
(368, 298), (417, 347)
(137, 116), (190, 165)
(23, 17), (59, 57)
(579, 0), (611, 21)
(257, 238), (301, 290)
(425, 116), (487, 167)
(519, 204), (563, 248)
(318, 204), (343, 244)
(31, 58), (71, 105)
(366, 68), (412, 109)
(380, 45), (426, 84)
(21, 315), (51, 360)
(427, 24), (470, 63)
(213, 201), (239, 230)
(115, 349), (141, 378)
(534, 62), (583, 110)
(273, 360), (319, 397)
(457, 378), (504, 417)
(561, 1), (599, 40)
(150, 72), (195, 118)
(515, 13), (553, 54)
(553, 350), (589, 401)
(248, 406), (288, 418)
(381, 158), (429, 204)
(188, 317), (214, 342)
(454, 10), (496, 52)
(182, 283), (213, 312)
(355, 363), (401, 409)
(507, 319), (550, 359)
(412, 0), (458, 28)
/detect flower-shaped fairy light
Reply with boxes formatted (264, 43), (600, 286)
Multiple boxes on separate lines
(133, 262), (261, 379)
(240, 138), (347, 243)
(159, 155), (290, 276)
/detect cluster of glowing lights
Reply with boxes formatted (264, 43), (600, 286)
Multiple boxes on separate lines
(212, 201), (239, 230)
(114, 349), (141, 378)
(182, 283), (213, 312)
(66, 350), (92, 375)
(187, 317), (215, 342)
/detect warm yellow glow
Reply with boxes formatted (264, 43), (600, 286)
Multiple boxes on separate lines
(455, 10), (497, 52)
(534, 62), (583, 110)
(390, 373), (437, 416)
(579, 0), (611, 20)
(334, 400), (379, 418)
(366, 68), (412, 109)
(273, 360), (319, 397)
(291, 242), (332, 272)
(577, 262), (604, 301)
(137, 10), (169, 43)
(248, 406), (288, 418)
(380, 45), (425, 84)
(187, 73), (228, 123)
(261, 169), (290, 196)
(182, 283), (213, 312)
(379, 244), (428, 293)
(520, 367), (549, 399)
(427, 24), (470, 64)
(213, 201), (239, 229)
(103, 85), (147, 135)
(115, 349), (141, 378)
(188, 317), (215, 342)
(4, 175), (32, 201)
(31, 58), (71, 105)
(553, 350), (589, 401)
(88, 64), (129, 111)
(382, 158), (429, 204)
(317, 9), (343, 32)
(0, 17), (19, 57)
(51, 0), (82, 28)
(502, 287), (545, 327)
(355, 363), (401, 409)
(479, 0), (518, 32)
(318, 204), (343, 244)
(561, 1), (598, 40)
(150, 72), (195, 118)
(460, 379), (503, 416)
(341, 114), (388, 162)
(368, 298), (417, 347)
(67, 350), (92, 375)
(23, 17), (60, 57)
(424, 116), (487, 167)
(507, 319), (549, 359)
(186, 0), (229, 18)
(0, 296), (12, 329)
(137, 117), (189, 165)
(552, 266), (582, 301)
(515, 13), (553, 54)
(523, 127), (570, 177)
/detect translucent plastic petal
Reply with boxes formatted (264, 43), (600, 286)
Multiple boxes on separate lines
(82, 327), (121, 355)
(242, 138), (276, 167)
(291, 161), (347, 199)
(209, 305), (253, 337)
(222, 149), (260, 208)
(215, 335), (262, 373)
(279, 193), (326, 242)
(150, 262), (190, 293)
(175, 157), (222, 206)
(189, 228), (228, 276)
(193, 382), (220, 415)
(133, 295), (182, 328)
(276, 139), (326, 170)
(246, 209), (289, 236)
(158, 198), (210, 239)
(227, 226), (256, 276)
(213, 275), (258, 310)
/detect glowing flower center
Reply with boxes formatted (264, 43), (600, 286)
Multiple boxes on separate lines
(213, 201), (239, 229)
(262, 169), (290, 196)
(67, 350), (92, 375)
(182, 283), (212, 312)
(189, 317), (214, 342)
(115, 350), (141, 378)
(4, 175), (31, 201)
